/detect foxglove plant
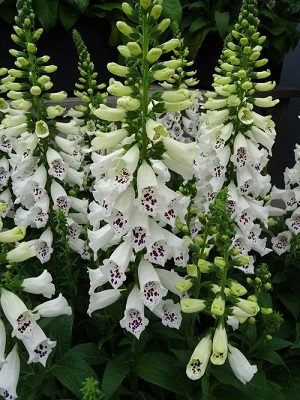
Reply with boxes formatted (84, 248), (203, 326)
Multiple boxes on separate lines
(86, 0), (198, 337)
(0, 0), (89, 265)
(194, 0), (279, 271)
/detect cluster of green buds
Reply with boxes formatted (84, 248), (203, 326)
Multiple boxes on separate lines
(0, 68), (14, 119)
(175, 189), (265, 378)
(90, 0), (194, 159)
(72, 29), (108, 126)
(159, 22), (199, 89)
(4, 0), (67, 135)
(202, 0), (278, 129)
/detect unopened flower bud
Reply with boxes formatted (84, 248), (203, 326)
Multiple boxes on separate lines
(39, 65), (57, 73)
(107, 62), (130, 78)
(116, 21), (134, 38)
(43, 91), (68, 101)
(264, 282), (272, 291)
(211, 294), (225, 316)
(261, 307), (273, 315)
(180, 298), (206, 313)
(174, 279), (193, 292)
(122, 2), (135, 17)
(140, 0), (151, 10)
(30, 85), (42, 96)
(26, 42), (37, 53)
(146, 48), (162, 63)
(117, 96), (141, 111)
(228, 280), (247, 296)
(161, 38), (180, 52)
(187, 264), (198, 277)
(198, 259), (213, 273)
(127, 42), (142, 56)
(231, 255), (250, 266)
(150, 4), (162, 20)
(156, 18), (171, 34)
(214, 257), (226, 268)
(32, 28), (43, 41)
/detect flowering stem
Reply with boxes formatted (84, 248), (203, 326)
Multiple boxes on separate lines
(140, 12), (150, 159)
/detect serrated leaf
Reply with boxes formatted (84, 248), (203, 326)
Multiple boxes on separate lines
(135, 352), (189, 395)
(33, 0), (59, 31)
(214, 11), (230, 38)
(101, 356), (130, 398)
(52, 354), (98, 398)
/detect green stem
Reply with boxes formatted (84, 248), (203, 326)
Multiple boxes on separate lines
(140, 12), (150, 159)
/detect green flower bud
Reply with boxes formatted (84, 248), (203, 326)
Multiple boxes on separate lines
(214, 257), (226, 268)
(26, 43), (37, 54)
(264, 282), (272, 291)
(156, 18), (171, 34)
(146, 48), (162, 63)
(174, 279), (193, 292)
(30, 85), (42, 96)
(127, 42), (142, 56)
(261, 307), (273, 315)
(227, 280), (247, 296)
(150, 4), (162, 20)
(198, 259), (213, 273)
(140, 0), (151, 10)
(32, 28), (44, 41)
(116, 21), (134, 38)
(122, 2), (135, 17)
(231, 255), (250, 266)
(211, 294), (225, 316)
(187, 264), (198, 277)
(180, 298), (206, 313)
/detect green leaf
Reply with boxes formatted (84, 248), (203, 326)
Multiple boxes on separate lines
(52, 354), (98, 399)
(135, 352), (189, 395)
(101, 356), (131, 399)
(278, 292), (300, 319)
(91, 2), (123, 12)
(63, 343), (106, 365)
(214, 11), (230, 38)
(65, 0), (89, 13)
(33, 0), (59, 31)
(58, 3), (80, 30)
(291, 322), (300, 349)
(161, 0), (182, 27)
(40, 315), (74, 358)
(189, 18), (209, 34)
